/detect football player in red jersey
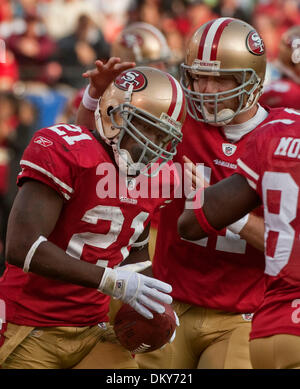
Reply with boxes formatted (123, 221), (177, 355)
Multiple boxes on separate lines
(178, 108), (300, 369)
(0, 60), (186, 369)
(260, 25), (300, 110)
(136, 17), (271, 369)
(111, 22), (175, 260)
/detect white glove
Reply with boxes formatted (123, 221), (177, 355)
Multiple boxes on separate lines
(98, 267), (173, 319)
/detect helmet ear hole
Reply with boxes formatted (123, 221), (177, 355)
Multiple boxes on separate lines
(107, 106), (114, 116)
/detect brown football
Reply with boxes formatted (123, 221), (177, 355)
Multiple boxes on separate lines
(113, 302), (176, 354)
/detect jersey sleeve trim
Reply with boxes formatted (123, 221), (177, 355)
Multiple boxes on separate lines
(237, 158), (259, 182)
(20, 159), (74, 199)
(246, 178), (257, 190)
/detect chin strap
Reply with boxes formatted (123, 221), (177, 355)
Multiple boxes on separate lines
(202, 106), (235, 126)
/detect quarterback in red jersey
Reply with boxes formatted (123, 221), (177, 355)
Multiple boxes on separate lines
(136, 18), (269, 369)
(179, 107), (300, 369)
(260, 25), (300, 109)
(0, 62), (186, 369)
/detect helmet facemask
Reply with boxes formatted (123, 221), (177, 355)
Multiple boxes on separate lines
(180, 64), (262, 126)
(108, 102), (182, 177)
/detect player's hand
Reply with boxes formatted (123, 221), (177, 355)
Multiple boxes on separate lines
(82, 57), (136, 99)
(183, 155), (209, 194)
(98, 267), (172, 319)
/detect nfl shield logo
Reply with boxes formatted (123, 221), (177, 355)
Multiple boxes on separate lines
(222, 143), (237, 156)
(242, 313), (253, 321)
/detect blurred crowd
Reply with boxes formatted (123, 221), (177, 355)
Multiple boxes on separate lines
(0, 0), (299, 272)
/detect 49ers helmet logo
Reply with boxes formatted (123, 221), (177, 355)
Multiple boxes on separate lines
(114, 70), (147, 92)
(121, 32), (143, 49)
(246, 31), (265, 56)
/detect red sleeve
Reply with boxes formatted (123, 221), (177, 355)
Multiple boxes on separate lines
(236, 133), (261, 195)
(17, 129), (80, 201)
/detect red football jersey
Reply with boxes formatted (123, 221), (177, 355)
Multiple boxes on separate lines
(237, 107), (300, 339)
(152, 109), (291, 313)
(0, 124), (177, 327)
(260, 79), (300, 110)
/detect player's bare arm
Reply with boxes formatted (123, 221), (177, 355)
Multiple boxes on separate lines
(238, 213), (265, 252)
(119, 223), (153, 276)
(178, 174), (261, 241)
(183, 156), (264, 250)
(76, 57), (136, 129)
(6, 180), (106, 288)
(6, 180), (172, 319)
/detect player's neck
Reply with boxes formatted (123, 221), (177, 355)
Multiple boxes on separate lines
(222, 104), (268, 143)
(230, 104), (259, 125)
(92, 130), (118, 168)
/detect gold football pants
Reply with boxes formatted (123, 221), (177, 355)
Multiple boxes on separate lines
(0, 322), (138, 369)
(136, 300), (253, 369)
(250, 334), (300, 369)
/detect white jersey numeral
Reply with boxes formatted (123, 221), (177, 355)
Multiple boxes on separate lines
(184, 165), (247, 254)
(66, 205), (149, 263)
(262, 172), (298, 276)
(48, 124), (92, 145)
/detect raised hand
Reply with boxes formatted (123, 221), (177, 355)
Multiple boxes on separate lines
(82, 57), (136, 98)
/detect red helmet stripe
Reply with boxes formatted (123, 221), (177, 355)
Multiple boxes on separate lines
(210, 18), (232, 60)
(166, 73), (177, 119)
(177, 90), (186, 121)
(198, 18), (233, 61)
(197, 20), (214, 60)
(166, 73), (184, 121)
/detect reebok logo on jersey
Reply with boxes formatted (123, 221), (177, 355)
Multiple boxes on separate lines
(34, 136), (53, 148)
(119, 196), (137, 205)
(214, 159), (237, 170)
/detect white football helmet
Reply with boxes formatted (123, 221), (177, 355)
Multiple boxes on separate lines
(180, 17), (266, 125)
(95, 67), (186, 176)
(275, 25), (300, 84)
(111, 22), (171, 66)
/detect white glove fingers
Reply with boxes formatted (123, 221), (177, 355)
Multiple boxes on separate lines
(143, 286), (173, 305)
(143, 277), (172, 293)
(130, 301), (154, 319)
(138, 294), (166, 314)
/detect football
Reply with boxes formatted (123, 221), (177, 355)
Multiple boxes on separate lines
(113, 302), (177, 354)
